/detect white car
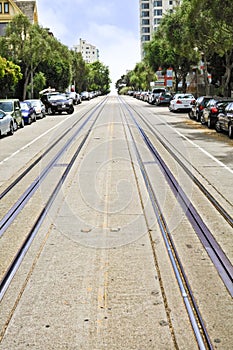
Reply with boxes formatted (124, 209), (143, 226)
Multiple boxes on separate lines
(0, 109), (14, 137)
(169, 93), (195, 112)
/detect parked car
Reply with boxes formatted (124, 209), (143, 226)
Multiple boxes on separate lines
(201, 97), (233, 128)
(20, 101), (37, 124)
(169, 93), (195, 112)
(41, 93), (74, 115)
(0, 99), (24, 129)
(0, 109), (14, 137)
(155, 92), (173, 106)
(24, 99), (46, 119)
(148, 88), (167, 104)
(80, 91), (90, 101)
(215, 101), (233, 138)
(188, 96), (214, 121)
(66, 91), (82, 105)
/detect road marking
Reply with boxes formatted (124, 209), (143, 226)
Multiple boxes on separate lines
(0, 115), (74, 166)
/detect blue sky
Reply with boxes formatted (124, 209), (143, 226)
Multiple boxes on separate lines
(36, 0), (141, 85)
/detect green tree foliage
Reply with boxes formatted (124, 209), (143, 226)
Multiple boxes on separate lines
(87, 61), (111, 94)
(0, 56), (22, 97)
(0, 15), (53, 99)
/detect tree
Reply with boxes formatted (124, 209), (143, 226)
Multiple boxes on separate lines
(0, 56), (22, 97)
(87, 61), (111, 94)
(0, 15), (54, 99)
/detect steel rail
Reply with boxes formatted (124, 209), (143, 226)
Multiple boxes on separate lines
(0, 98), (107, 238)
(0, 97), (108, 302)
(0, 102), (105, 200)
(127, 103), (233, 227)
(120, 97), (220, 350)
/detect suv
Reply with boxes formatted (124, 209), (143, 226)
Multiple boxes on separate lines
(41, 92), (74, 115)
(0, 99), (24, 130)
(148, 88), (167, 104)
(188, 96), (214, 121)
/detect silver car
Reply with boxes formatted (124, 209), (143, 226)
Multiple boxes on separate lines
(0, 109), (14, 137)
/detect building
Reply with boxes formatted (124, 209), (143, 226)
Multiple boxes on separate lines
(139, 0), (181, 58)
(73, 38), (99, 64)
(0, 0), (38, 36)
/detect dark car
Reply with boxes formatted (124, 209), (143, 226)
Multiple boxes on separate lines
(20, 101), (37, 124)
(215, 101), (233, 138)
(155, 92), (173, 106)
(188, 96), (213, 121)
(41, 93), (74, 115)
(201, 97), (233, 128)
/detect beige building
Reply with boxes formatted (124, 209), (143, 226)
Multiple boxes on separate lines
(139, 0), (181, 58)
(73, 38), (99, 64)
(0, 0), (38, 36)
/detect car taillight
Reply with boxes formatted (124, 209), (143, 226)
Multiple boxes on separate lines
(176, 100), (182, 104)
(160, 97), (165, 100)
(199, 105), (204, 110)
(211, 106), (218, 113)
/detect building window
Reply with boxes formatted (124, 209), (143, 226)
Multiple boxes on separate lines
(141, 3), (149, 9)
(0, 4), (2, 13)
(142, 35), (150, 42)
(141, 11), (150, 17)
(154, 9), (162, 16)
(169, 0), (173, 5)
(4, 2), (9, 13)
(142, 27), (150, 33)
(154, 18), (161, 25)
(154, 1), (162, 6)
(142, 19), (150, 25)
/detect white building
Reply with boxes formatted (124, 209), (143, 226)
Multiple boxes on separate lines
(73, 38), (99, 63)
(139, 0), (182, 58)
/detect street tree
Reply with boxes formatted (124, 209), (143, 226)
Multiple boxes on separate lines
(0, 56), (22, 97)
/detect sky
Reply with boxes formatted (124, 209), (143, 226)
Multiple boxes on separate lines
(36, 0), (141, 86)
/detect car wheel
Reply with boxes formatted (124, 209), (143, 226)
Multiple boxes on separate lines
(200, 115), (206, 125)
(196, 113), (200, 122)
(47, 107), (53, 115)
(67, 106), (74, 114)
(188, 111), (194, 119)
(228, 125), (233, 139)
(207, 117), (213, 129)
(21, 119), (24, 128)
(215, 121), (221, 133)
(8, 122), (14, 135)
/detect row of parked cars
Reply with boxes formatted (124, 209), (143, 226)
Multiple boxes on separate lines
(129, 89), (233, 139)
(188, 96), (233, 139)
(0, 89), (100, 138)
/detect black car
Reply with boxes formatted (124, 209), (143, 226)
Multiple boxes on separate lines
(188, 96), (213, 121)
(201, 97), (233, 128)
(215, 101), (233, 138)
(41, 93), (74, 115)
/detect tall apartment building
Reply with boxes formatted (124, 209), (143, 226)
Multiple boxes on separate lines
(139, 0), (181, 58)
(73, 38), (99, 64)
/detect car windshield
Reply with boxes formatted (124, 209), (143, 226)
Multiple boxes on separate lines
(0, 101), (13, 112)
(48, 95), (66, 101)
(20, 102), (29, 110)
